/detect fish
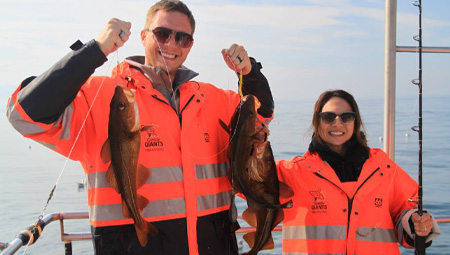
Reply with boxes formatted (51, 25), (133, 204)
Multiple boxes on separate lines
(220, 94), (293, 255)
(100, 85), (158, 247)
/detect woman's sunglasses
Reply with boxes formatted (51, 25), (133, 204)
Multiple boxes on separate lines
(319, 112), (356, 124)
(146, 27), (194, 48)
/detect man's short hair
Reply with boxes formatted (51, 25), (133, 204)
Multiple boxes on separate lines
(145, 0), (196, 35)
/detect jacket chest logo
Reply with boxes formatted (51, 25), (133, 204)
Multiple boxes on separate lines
(309, 188), (328, 213)
(374, 198), (383, 208)
(143, 124), (164, 151)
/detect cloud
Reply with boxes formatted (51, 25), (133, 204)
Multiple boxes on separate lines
(1, 0), (449, 100)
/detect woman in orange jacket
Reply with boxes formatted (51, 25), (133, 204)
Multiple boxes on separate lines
(277, 89), (440, 255)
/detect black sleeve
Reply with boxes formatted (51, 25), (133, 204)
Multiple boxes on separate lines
(240, 57), (274, 118)
(17, 39), (108, 124)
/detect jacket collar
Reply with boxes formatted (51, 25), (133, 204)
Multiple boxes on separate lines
(123, 55), (199, 88)
(304, 148), (383, 186)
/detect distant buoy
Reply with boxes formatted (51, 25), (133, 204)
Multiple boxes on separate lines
(405, 133), (410, 137)
(77, 178), (87, 191)
(379, 136), (383, 141)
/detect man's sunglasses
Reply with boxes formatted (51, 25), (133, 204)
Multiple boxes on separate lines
(146, 27), (194, 48)
(319, 112), (356, 124)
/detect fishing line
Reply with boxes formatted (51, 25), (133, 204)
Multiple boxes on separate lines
(151, 34), (240, 159)
(152, 35), (178, 114)
(185, 54), (246, 160)
(21, 50), (120, 255)
(154, 37), (247, 160)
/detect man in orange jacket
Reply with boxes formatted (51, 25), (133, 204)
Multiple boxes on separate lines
(6, 1), (274, 254)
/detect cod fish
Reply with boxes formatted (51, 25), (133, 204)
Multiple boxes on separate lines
(220, 95), (293, 255)
(101, 85), (158, 247)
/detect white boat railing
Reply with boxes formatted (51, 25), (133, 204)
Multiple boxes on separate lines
(1, 211), (449, 255)
(383, 0), (450, 159)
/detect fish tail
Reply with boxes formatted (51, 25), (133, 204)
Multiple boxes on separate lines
(243, 232), (274, 254)
(135, 223), (149, 247)
(135, 220), (158, 247)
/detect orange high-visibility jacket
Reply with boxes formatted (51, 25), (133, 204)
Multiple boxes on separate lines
(277, 148), (418, 255)
(7, 60), (261, 255)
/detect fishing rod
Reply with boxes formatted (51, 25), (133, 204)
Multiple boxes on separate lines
(411, 0), (426, 254)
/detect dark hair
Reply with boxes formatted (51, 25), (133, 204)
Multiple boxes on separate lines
(145, 0), (196, 34)
(312, 89), (368, 148)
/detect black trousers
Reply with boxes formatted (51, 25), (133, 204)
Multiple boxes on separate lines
(91, 210), (239, 255)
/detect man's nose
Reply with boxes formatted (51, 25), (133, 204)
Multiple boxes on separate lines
(166, 33), (178, 46)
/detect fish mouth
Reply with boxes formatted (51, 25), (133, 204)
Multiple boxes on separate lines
(131, 101), (140, 132)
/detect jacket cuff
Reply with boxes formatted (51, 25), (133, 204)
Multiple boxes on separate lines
(243, 57), (262, 77)
(400, 209), (441, 244)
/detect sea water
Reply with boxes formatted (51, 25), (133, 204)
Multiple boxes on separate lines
(0, 96), (448, 254)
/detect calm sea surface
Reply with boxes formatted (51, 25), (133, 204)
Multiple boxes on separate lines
(0, 96), (448, 254)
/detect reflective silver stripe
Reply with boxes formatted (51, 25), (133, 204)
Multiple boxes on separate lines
(283, 225), (347, 240)
(197, 190), (232, 211)
(87, 171), (109, 189)
(88, 163), (227, 189)
(6, 98), (45, 135)
(142, 198), (186, 217)
(89, 204), (124, 222)
(87, 166), (184, 189)
(89, 197), (186, 222)
(283, 253), (345, 255)
(37, 141), (57, 150)
(195, 162), (229, 179)
(57, 104), (73, 140)
(355, 226), (396, 243)
(148, 166), (183, 183)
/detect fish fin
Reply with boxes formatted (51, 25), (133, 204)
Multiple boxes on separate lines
(218, 119), (230, 134)
(136, 164), (150, 189)
(105, 165), (119, 192)
(137, 194), (149, 213)
(279, 182), (295, 198)
(140, 124), (154, 132)
(243, 232), (256, 249)
(100, 139), (111, 163)
(273, 209), (284, 228)
(261, 236), (275, 250)
(242, 208), (257, 228)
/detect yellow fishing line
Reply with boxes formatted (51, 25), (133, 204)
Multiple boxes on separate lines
(238, 73), (243, 98)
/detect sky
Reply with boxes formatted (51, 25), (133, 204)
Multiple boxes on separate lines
(1, 0), (449, 102)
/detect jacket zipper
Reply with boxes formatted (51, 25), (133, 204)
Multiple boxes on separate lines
(151, 94), (195, 127)
(179, 95), (195, 126)
(314, 167), (380, 237)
